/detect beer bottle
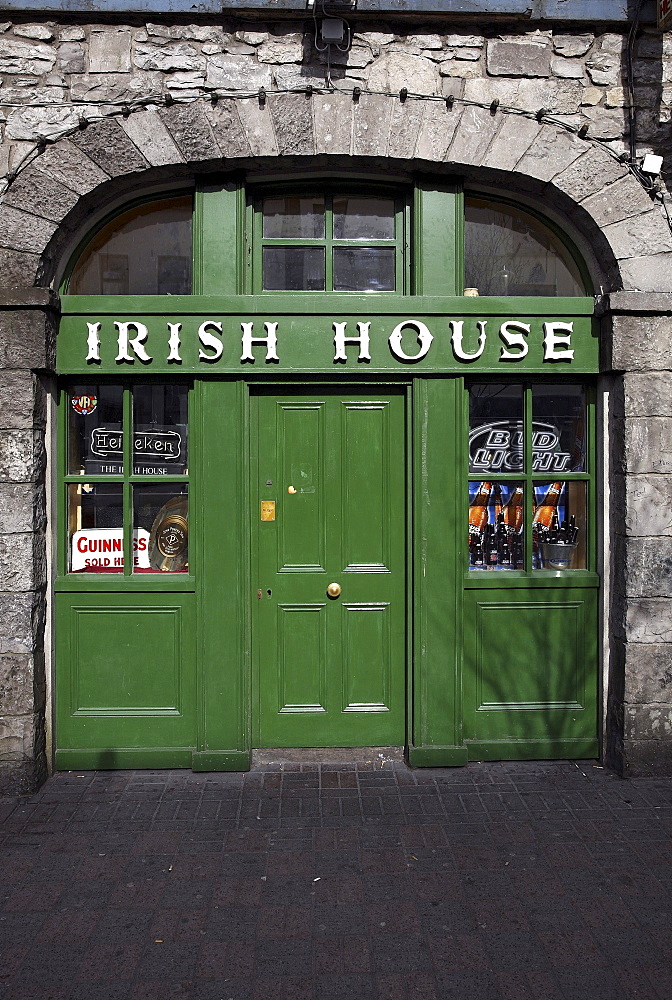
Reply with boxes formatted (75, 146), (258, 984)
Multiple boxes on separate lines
(485, 522), (499, 569)
(532, 481), (563, 534)
(502, 485), (524, 533)
(468, 481), (493, 541)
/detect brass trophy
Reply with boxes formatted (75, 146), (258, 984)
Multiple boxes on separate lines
(149, 495), (188, 572)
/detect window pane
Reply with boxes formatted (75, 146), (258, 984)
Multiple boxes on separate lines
(532, 481), (586, 569)
(333, 196), (395, 240)
(69, 196), (192, 295)
(68, 384), (123, 475)
(263, 247), (325, 291)
(333, 247), (395, 292)
(133, 384), (188, 476)
(263, 196), (325, 238)
(469, 384), (524, 474)
(134, 485), (189, 573)
(465, 199), (585, 296)
(69, 483), (123, 573)
(469, 481), (524, 570)
(532, 384), (586, 473)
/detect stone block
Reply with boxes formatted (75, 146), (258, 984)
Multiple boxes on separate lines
(0, 653), (34, 715)
(158, 102), (219, 162)
(257, 33), (304, 64)
(551, 56), (584, 79)
(438, 60), (482, 79)
(623, 475), (672, 536)
(0, 714), (34, 763)
(623, 738), (672, 777)
(486, 38), (551, 77)
(0, 207), (57, 257)
(118, 109), (184, 167)
(415, 102), (463, 163)
(0, 430), (44, 482)
(0, 533), (45, 592)
(236, 98), (279, 156)
(388, 99), (424, 160)
(368, 51), (439, 96)
(603, 210), (672, 261)
(14, 24), (53, 41)
(0, 372), (44, 431)
(446, 104), (501, 166)
(580, 175), (654, 228)
(57, 41), (85, 74)
(134, 40), (204, 73)
(0, 38), (56, 75)
(444, 34), (484, 48)
(204, 102), (250, 158)
(165, 71), (205, 93)
(624, 643), (672, 703)
(552, 34), (593, 57)
(624, 418), (672, 475)
(206, 53), (272, 91)
(5, 105), (80, 142)
(70, 119), (149, 177)
(453, 49), (482, 62)
(586, 51), (620, 86)
(618, 254), (672, 293)
(625, 703), (672, 741)
(553, 146), (627, 202)
(0, 308), (52, 370)
(352, 93), (392, 158)
(60, 26), (85, 41)
(269, 92), (314, 156)
(623, 536), (672, 598)
(0, 484), (41, 534)
(0, 250), (40, 287)
(31, 138), (110, 195)
(481, 114), (542, 172)
(624, 370), (672, 416)
(515, 126), (585, 183)
(313, 92), (353, 156)
(580, 106), (627, 140)
(0, 592), (39, 650)
(3, 166), (80, 224)
(90, 28), (131, 73)
(626, 598), (672, 642)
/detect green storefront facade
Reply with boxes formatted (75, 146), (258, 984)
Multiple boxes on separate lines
(53, 179), (599, 771)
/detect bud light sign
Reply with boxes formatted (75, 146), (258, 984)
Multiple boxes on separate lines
(470, 421), (572, 473)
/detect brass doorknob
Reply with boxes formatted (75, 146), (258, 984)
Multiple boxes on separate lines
(327, 582), (342, 598)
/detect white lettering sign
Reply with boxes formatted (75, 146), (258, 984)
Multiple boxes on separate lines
(71, 528), (150, 571)
(82, 318), (576, 367)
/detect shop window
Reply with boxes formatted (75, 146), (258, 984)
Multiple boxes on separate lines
(468, 383), (590, 572)
(255, 191), (405, 292)
(68, 196), (193, 295)
(464, 198), (586, 297)
(66, 383), (189, 574)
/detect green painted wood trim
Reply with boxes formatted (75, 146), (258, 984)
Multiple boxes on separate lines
(407, 745), (469, 767)
(55, 748), (194, 769)
(191, 750), (251, 771)
(413, 377), (464, 750)
(414, 180), (462, 296)
(196, 178), (244, 295)
(198, 379), (250, 756)
(60, 294), (596, 316)
(466, 739), (599, 760)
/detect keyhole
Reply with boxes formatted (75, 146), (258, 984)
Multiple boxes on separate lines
(267, 589), (272, 598)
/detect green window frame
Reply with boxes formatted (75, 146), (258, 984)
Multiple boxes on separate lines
(246, 184), (411, 294)
(59, 380), (193, 581)
(466, 379), (596, 576)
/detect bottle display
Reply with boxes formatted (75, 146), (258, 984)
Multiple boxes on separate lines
(468, 481), (524, 570)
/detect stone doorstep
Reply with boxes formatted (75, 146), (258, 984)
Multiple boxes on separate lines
(252, 746), (405, 765)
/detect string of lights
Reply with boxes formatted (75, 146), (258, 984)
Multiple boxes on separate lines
(0, 83), (669, 233)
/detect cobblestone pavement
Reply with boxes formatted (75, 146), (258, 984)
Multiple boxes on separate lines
(2, 760), (672, 1000)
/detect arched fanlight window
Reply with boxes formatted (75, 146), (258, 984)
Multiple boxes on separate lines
(68, 196), (193, 295)
(464, 198), (587, 297)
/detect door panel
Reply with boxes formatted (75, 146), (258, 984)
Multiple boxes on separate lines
(253, 389), (406, 747)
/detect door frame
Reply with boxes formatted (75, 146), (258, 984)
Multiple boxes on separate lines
(248, 380), (414, 751)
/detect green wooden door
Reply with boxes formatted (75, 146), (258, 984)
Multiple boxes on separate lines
(252, 388), (406, 748)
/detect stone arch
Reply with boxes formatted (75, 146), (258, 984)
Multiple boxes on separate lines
(0, 92), (670, 292)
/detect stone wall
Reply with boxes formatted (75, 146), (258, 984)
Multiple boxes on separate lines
(0, 290), (55, 794)
(1, 14), (672, 783)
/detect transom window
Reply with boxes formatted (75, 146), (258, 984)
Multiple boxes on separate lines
(255, 192), (404, 293)
(65, 186), (588, 298)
